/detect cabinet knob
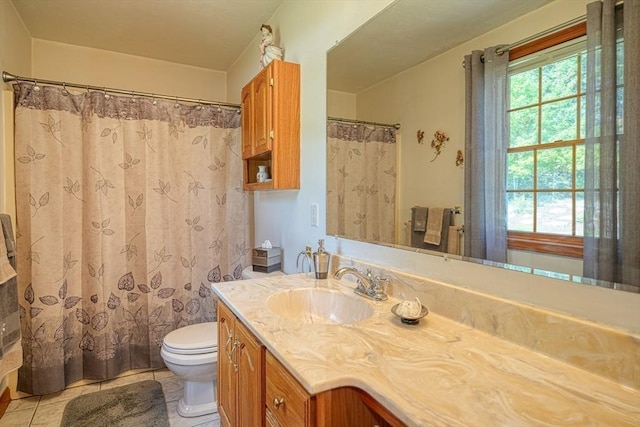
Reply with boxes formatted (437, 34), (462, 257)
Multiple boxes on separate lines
(273, 397), (285, 409)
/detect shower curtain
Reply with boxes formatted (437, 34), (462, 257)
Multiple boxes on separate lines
(13, 83), (249, 395)
(326, 120), (396, 244)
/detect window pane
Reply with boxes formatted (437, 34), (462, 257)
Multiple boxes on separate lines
(509, 107), (538, 147)
(542, 56), (577, 101)
(510, 69), (539, 109)
(580, 52), (587, 94)
(537, 147), (573, 189)
(617, 40), (624, 84)
(507, 152), (534, 190)
(579, 94), (585, 139)
(575, 144), (585, 189)
(617, 86), (624, 134)
(537, 192), (573, 234)
(575, 191), (584, 237)
(541, 98), (577, 143)
(507, 192), (533, 231)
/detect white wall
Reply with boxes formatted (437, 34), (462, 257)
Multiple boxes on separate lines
(31, 39), (228, 102)
(0, 0), (31, 395)
(0, 0), (31, 223)
(327, 90), (356, 119)
(229, 0), (639, 332)
(228, 0), (394, 267)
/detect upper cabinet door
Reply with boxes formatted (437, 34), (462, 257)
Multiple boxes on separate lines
(252, 66), (272, 157)
(241, 84), (254, 160)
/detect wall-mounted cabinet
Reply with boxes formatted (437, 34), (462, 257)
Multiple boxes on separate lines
(241, 60), (300, 191)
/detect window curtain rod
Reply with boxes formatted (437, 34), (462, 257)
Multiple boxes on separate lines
(328, 116), (400, 130)
(462, 14), (586, 67)
(463, 0), (624, 67)
(1, 71), (241, 110)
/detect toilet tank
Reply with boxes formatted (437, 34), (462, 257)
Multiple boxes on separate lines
(242, 266), (284, 280)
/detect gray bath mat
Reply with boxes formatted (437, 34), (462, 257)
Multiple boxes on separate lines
(60, 380), (169, 427)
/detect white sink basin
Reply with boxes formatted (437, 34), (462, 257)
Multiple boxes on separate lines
(266, 288), (374, 324)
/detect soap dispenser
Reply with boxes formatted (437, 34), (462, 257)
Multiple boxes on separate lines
(313, 239), (330, 279)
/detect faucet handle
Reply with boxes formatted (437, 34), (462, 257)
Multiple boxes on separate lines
(372, 275), (389, 294)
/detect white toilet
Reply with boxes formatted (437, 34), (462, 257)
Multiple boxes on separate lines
(160, 267), (283, 418)
(241, 266), (284, 280)
(161, 322), (218, 417)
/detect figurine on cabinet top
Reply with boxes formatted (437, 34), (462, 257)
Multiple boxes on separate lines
(259, 24), (283, 68)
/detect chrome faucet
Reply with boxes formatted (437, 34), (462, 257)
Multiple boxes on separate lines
(333, 267), (388, 301)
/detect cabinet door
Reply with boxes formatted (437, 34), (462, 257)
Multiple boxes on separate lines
(266, 351), (314, 427)
(236, 322), (265, 427)
(241, 84), (254, 159)
(217, 304), (237, 427)
(252, 66), (272, 156)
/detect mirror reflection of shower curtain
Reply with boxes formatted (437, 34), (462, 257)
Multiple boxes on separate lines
(326, 120), (396, 244)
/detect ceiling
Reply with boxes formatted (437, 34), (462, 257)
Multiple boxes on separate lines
(328, 0), (553, 93)
(12, 0), (284, 71)
(12, 0), (552, 83)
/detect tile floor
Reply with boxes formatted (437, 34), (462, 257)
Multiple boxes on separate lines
(0, 369), (220, 427)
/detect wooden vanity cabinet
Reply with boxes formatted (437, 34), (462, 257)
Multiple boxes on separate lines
(241, 59), (300, 191)
(217, 301), (406, 427)
(217, 302), (265, 427)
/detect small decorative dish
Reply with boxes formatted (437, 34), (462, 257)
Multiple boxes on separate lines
(391, 302), (429, 325)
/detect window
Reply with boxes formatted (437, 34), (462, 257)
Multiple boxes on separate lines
(506, 24), (588, 257)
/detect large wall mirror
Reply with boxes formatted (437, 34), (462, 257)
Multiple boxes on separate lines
(326, 0), (638, 293)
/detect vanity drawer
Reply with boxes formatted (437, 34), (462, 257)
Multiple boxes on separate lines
(265, 351), (314, 427)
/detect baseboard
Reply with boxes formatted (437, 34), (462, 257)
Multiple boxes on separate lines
(0, 386), (11, 419)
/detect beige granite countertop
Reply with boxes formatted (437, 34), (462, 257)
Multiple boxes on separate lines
(212, 274), (639, 427)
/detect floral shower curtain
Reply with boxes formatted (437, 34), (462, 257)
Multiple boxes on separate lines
(13, 83), (249, 395)
(326, 120), (396, 244)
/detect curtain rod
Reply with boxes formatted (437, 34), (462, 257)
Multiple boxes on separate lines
(463, 0), (624, 67)
(1, 71), (241, 110)
(328, 116), (400, 130)
(462, 14), (586, 68)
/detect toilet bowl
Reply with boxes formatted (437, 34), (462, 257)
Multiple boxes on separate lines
(160, 322), (218, 417)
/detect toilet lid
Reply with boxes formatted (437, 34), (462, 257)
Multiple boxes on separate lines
(163, 322), (218, 355)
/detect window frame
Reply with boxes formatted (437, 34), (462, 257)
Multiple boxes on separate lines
(506, 22), (586, 258)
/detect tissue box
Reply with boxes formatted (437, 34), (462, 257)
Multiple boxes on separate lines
(252, 247), (281, 268)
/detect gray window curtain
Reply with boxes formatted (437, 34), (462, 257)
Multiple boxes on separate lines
(584, 0), (639, 284)
(463, 47), (508, 263)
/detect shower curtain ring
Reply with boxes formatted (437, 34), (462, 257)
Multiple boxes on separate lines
(103, 87), (109, 99)
(33, 80), (40, 91)
(174, 97), (180, 109)
(130, 90), (136, 103)
(62, 82), (68, 95)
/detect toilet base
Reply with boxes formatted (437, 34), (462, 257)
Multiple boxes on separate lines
(177, 398), (217, 418)
(176, 379), (218, 418)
